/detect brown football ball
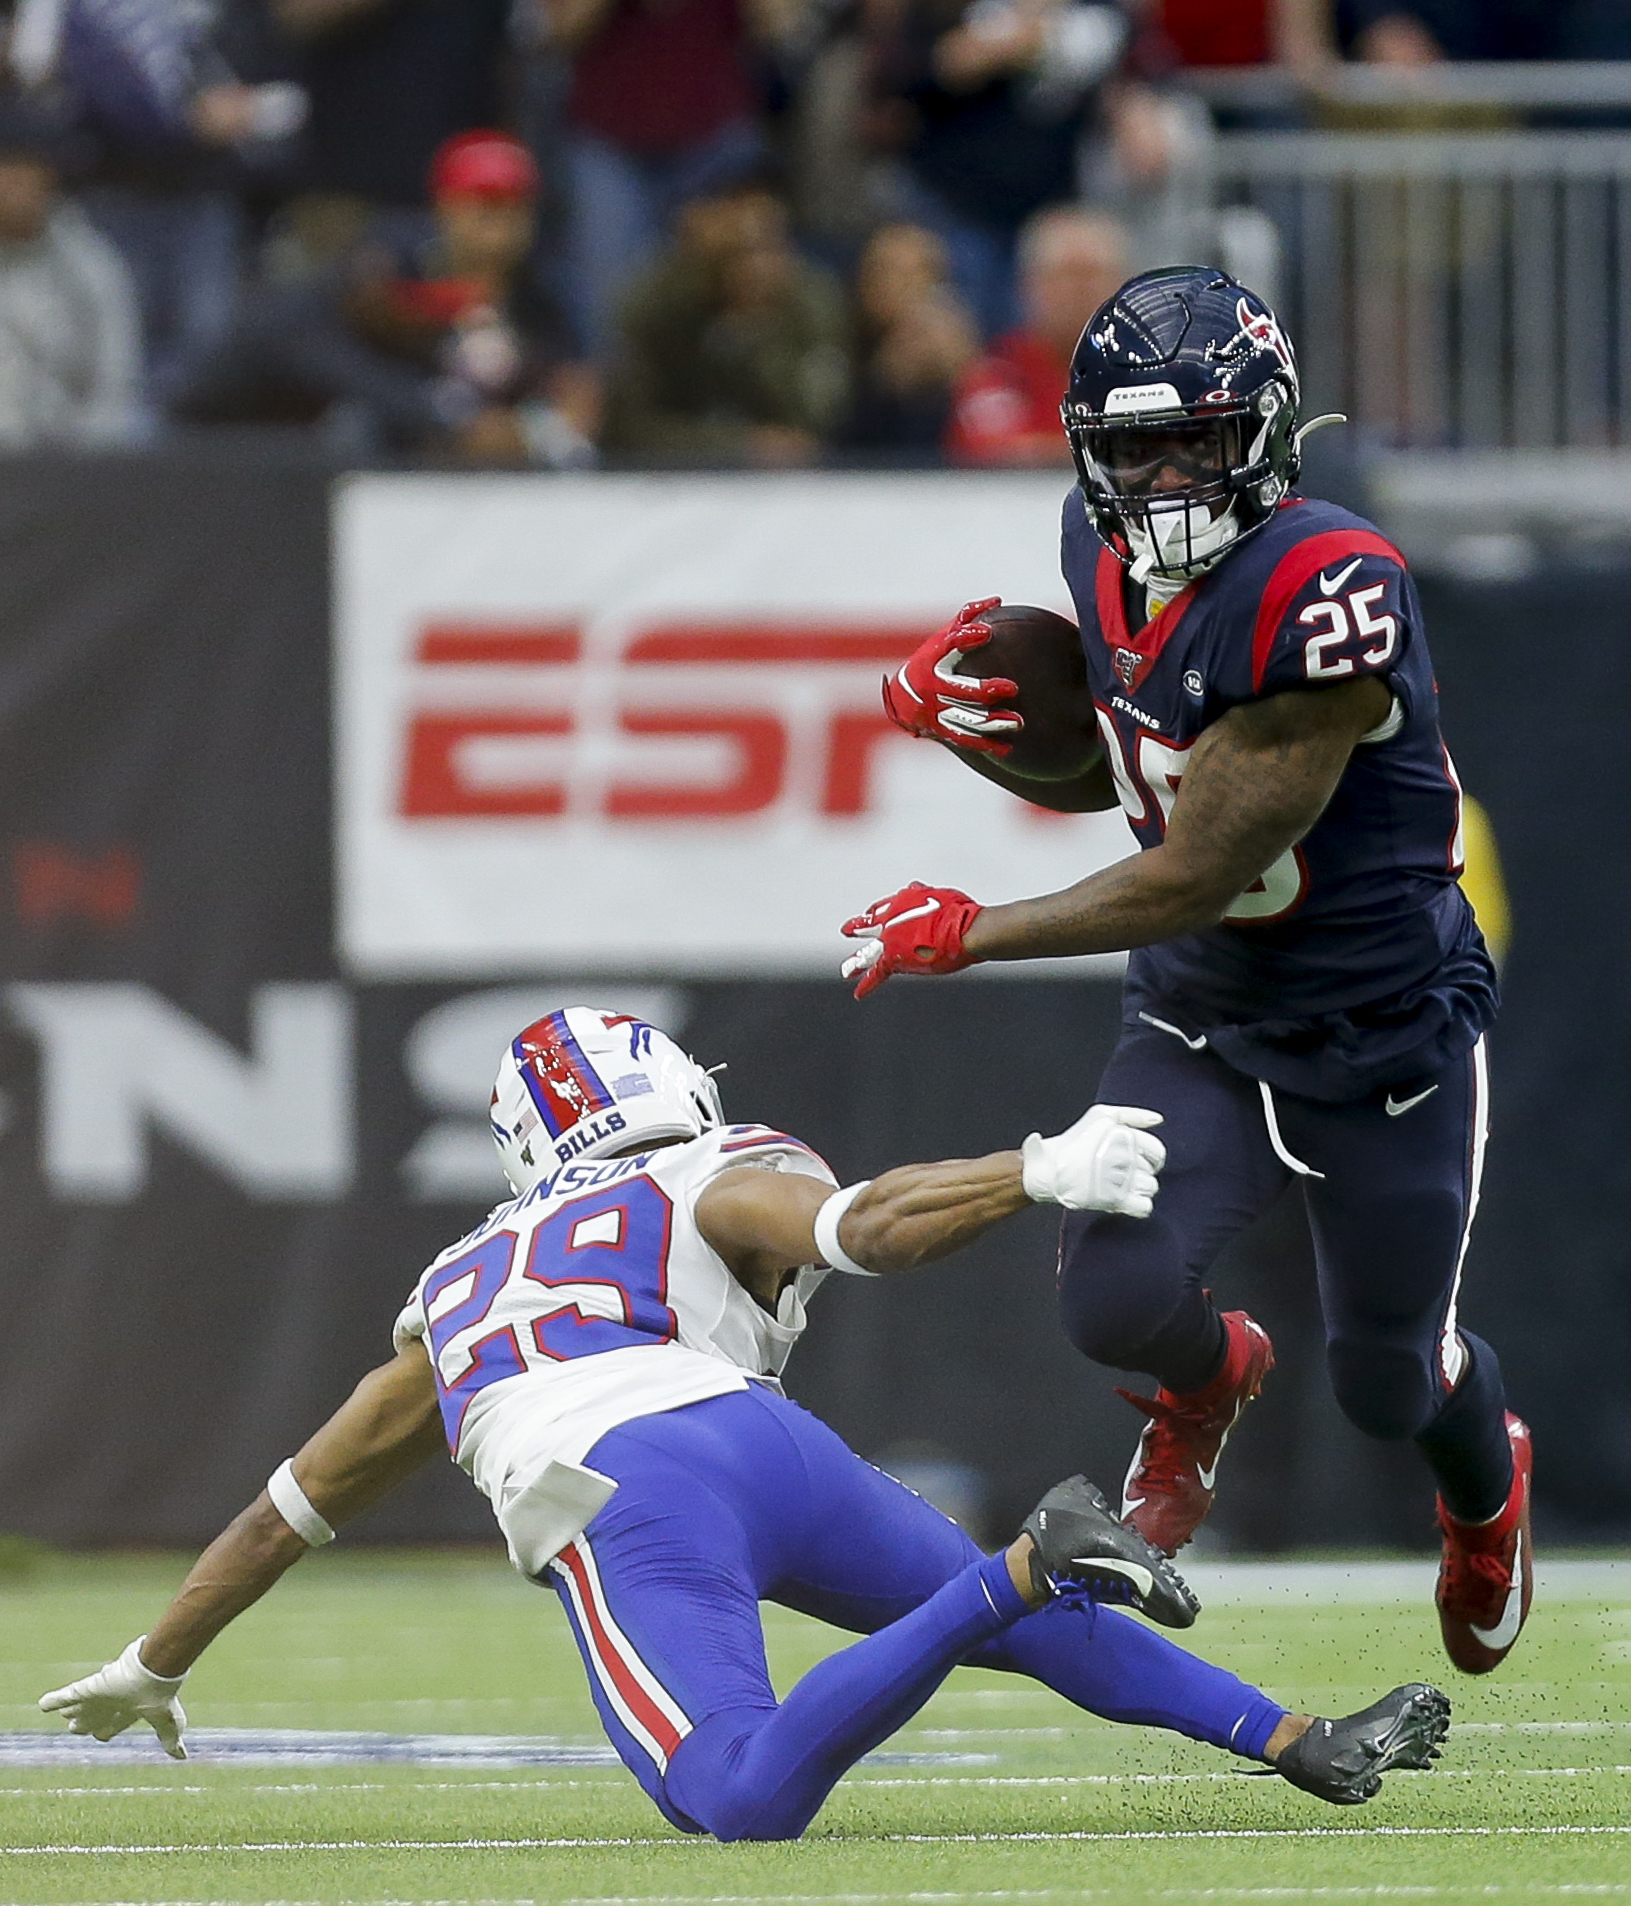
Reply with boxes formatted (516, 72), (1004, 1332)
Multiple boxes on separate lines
(960, 603), (1101, 782)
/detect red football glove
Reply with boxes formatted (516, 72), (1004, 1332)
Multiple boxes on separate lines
(881, 598), (1023, 758)
(840, 882), (984, 1000)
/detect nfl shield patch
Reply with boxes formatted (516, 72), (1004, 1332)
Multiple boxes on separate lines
(1114, 647), (1147, 690)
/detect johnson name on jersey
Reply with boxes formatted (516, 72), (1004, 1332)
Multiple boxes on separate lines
(1061, 490), (1497, 1095)
(394, 1124), (837, 1563)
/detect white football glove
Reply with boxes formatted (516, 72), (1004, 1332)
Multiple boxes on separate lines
(1021, 1104), (1166, 1217)
(39, 1637), (189, 1759)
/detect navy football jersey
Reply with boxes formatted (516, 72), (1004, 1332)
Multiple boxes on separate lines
(1060, 490), (1497, 1100)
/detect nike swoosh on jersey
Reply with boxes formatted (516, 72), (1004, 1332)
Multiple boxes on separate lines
(1385, 1085), (1440, 1117)
(1469, 1544), (1525, 1651)
(1318, 556), (1364, 596)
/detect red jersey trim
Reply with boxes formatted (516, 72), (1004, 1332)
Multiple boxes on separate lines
(1250, 529), (1405, 694)
(717, 1128), (831, 1171)
(1093, 548), (1200, 678)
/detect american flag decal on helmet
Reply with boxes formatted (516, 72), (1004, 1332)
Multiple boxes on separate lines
(513, 1012), (616, 1138)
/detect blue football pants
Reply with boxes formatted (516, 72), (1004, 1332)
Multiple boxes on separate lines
(1059, 1019), (1512, 1520)
(550, 1385), (1284, 1841)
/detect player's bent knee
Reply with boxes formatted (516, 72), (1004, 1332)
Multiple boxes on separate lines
(1057, 1236), (1184, 1366)
(1327, 1342), (1439, 1442)
(662, 1717), (815, 1843)
(664, 1777), (809, 1843)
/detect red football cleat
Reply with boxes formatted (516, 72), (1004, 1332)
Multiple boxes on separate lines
(1436, 1412), (1533, 1675)
(1117, 1310), (1275, 1555)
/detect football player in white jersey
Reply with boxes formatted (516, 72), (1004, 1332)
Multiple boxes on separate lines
(42, 1008), (1448, 1835)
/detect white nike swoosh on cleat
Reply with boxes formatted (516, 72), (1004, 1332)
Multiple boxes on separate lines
(1075, 1557), (1154, 1598)
(1386, 1085), (1439, 1117)
(1469, 1546), (1526, 1652)
(1318, 557), (1363, 596)
(1196, 1391), (1254, 1494)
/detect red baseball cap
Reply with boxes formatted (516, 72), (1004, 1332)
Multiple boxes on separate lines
(429, 131), (540, 203)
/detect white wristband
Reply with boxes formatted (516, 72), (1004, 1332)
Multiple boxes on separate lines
(813, 1182), (877, 1276)
(127, 1635), (188, 1693)
(267, 1458), (336, 1548)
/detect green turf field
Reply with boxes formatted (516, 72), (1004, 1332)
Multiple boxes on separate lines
(2, 1547), (1628, 1905)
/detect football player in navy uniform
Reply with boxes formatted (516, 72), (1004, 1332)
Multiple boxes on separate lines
(844, 267), (1530, 1677)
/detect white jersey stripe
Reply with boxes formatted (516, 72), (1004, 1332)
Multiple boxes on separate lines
(552, 1549), (674, 1774)
(573, 1535), (693, 1742)
(551, 1538), (692, 1775)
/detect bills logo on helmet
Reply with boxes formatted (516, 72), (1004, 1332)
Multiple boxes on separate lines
(513, 1012), (616, 1139)
(600, 1013), (657, 1061)
(1237, 297), (1295, 377)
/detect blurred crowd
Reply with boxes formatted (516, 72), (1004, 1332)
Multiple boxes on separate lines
(0, 0), (1626, 468)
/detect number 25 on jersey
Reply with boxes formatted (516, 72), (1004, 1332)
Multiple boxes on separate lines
(1298, 583), (1398, 681)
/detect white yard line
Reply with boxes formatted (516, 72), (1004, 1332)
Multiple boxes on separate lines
(43, 1891), (1631, 1906)
(11, 1826), (1631, 1855)
(9, 1766), (1631, 1799)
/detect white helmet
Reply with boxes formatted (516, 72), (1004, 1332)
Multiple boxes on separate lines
(490, 1006), (724, 1195)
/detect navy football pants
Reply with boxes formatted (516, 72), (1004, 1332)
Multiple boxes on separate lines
(550, 1385), (1283, 1840)
(1059, 1019), (1512, 1520)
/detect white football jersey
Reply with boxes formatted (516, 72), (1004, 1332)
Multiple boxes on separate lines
(394, 1124), (837, 1568)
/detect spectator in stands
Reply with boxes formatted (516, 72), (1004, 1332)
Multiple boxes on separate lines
(542, 0), (812, 360)
(602, 177), (848, 466)
(267, 0), (510, 269)
(865, 0), (1166, 339)
(0, 92), (141, 447)
(1345, 1), (1631, 61)
(945, 204), (1125, 466)
(8, 0), (307, 415)
(838, 221), (977, 456)
(1154, 0), (1334, 75)
(180, 130), (596, 465)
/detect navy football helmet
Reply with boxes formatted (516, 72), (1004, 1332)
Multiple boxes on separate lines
(1063, 266), (1328, 584)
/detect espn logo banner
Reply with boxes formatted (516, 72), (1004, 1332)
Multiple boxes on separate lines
(336, 473), (1133, 975)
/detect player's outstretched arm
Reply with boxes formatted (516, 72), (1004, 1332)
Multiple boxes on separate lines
(964, 674), (1393, 960)
(141, 1342), (444, 1675)
(696, 1104), (1165, 1294)
(842, 676), (1393, 992)
(38, 1344), (443, 1754)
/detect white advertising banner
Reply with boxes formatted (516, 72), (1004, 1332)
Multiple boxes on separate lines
(335, 472), (1136, 977)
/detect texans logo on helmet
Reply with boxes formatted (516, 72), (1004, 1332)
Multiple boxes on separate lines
(1237, 296), (1295, 376)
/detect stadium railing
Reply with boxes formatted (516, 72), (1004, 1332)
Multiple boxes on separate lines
(1210, 127), (1631, 450)
(1186, 60), (1631, 116)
